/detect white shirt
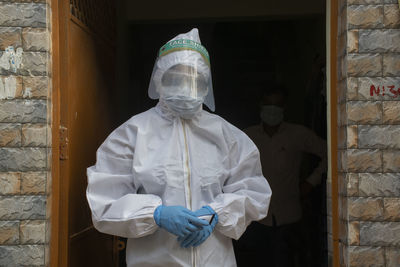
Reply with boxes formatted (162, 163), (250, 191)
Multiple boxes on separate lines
(245, 122), (326, 226)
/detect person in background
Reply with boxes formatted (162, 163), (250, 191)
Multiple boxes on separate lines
(237, 83), (327, 267)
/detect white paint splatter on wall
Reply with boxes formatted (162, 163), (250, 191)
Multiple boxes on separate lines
(0, 46), (23, 73)
(23, 87), (32, 98)
(0, 76), (17, 99)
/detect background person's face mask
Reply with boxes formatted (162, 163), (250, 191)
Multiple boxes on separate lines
(260, 105), (284, 126)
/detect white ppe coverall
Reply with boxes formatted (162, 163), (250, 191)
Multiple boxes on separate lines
(86, 101), (272, 267)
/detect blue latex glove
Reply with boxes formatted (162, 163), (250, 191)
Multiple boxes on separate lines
(154, 205), (209, 238)
(178, 206), (218, 248)
(193, 206), (217, 220)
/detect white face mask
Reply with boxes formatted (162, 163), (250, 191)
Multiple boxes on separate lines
(163, 94), (203, 119)
(260, 105), (284, 126)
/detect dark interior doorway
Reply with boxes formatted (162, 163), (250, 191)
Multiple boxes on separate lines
(116, 19), (326, 128)
(114, 17), (328, 267)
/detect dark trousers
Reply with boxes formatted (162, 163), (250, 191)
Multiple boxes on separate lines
(234, 220), (302, 267)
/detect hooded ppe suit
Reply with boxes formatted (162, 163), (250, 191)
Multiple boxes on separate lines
(86, 28), (272, 267)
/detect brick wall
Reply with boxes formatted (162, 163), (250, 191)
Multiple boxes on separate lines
(0, 0), (49, 266)
(336, 0), (400, 266)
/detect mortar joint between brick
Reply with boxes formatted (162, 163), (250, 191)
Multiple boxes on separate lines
(0, 193), (46, 197)
(348, 4), (384, 7)
(18, 171), (22, 194)
(355, 30), (359, 53)
(0, 244), (44, 247)
(383, 246), (387, 266)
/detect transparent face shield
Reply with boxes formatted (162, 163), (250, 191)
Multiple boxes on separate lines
(148, 37), (215, 111)
(160, 64), (208, 99)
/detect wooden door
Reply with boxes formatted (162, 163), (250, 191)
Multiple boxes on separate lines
(51, 0), (118, 266)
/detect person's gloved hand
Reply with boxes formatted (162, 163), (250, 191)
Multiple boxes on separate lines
(178, 206), (218, 248)
(193, 206), (217, 221)
(154, 205), (209, 237)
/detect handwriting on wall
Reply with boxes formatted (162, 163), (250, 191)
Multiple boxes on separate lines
(370, 85), (400, 98)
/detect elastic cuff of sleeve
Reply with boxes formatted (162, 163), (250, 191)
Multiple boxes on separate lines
(202, 205), (216, 215)
(203, 205), (218, 225)
(153, 205), (163, 226)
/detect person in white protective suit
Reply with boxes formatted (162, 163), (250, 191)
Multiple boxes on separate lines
(86, 28), (272, 267)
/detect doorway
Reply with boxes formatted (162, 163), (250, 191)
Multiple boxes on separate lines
(51, 0), (334, 266)
(117, 18), (327, 267)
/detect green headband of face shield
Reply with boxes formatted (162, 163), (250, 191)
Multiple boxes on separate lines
(159, 39), (210, 67)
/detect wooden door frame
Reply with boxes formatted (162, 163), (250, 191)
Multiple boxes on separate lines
(49, 0), (340, 266)
(50, 0), (69, 266)
(328, 0), (339, 266)
(49, 0), (60, 265)
(50, 0), (119, 266)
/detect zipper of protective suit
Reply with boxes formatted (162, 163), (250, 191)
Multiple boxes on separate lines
(180, 119), (196, 267)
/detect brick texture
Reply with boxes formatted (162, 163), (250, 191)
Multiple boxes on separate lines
(22, 27), (47, 52)
(358, 77), (400, 100)
(0, 3), (46, 27)
(22, 76), (47, 99)
(348, 5), (384, 29)
(0, 196), (46, 220)
(0, 147), (46, 171)
(347, 246), (385, 267)
(360, 222), (400, 246)
(0, 100), (46, 123)
(347, 125), (358, 148)
(359, 173), (400, 197)
(384, 4), (400, 28)
(383, 101), (400, 124)
(21, 124), (46, 147)
(386, 247), (400, 267)
(0, 27), (21, 50)
(383, 54), (400, 76)
(383, 151), (400, 172)
(21, 172), (45, 194)
(338, 4), (400, 266)
(347, 101), (382, 125)
(345, 149), (382, 172)
(0, 172), (20, 194)
(0, 245), (44, 266)
(20, 220), (45, 244)
(346, 173), (359, 197)
(0, 123), (21, 146)
(348, 197), (384, 220)
(359, 29), (400, 53)
(347, 53), (382, 77)
(0, 2), (49, 266)
(384, 198), (400, 221)
(347, 77), (358, 100)
(348, 221), (360, 245)
(348, 0), (382, 3)
(0, 76), (23, 99)
(0, 221), (19, 244)
(359, 125), (400, 149)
